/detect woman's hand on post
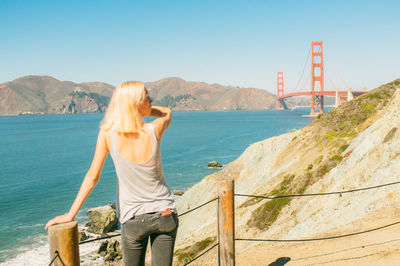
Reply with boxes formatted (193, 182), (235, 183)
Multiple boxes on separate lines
(45, 213), (74, 229)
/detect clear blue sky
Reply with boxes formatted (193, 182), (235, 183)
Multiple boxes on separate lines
(1, 0), (399, 93)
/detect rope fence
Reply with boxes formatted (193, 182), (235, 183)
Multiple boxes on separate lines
(178, 197), (218, 217)
(48, 251), (64, 266)
(79, 197), (218, 245)
(235, 180), (400, 200)
(49, 179), (400, 265)
(234, 180), (400, 244)
(184, 243), (219, 266)
(236, 221), (400, 243)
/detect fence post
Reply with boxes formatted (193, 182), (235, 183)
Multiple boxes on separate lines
(48, 221), (80, 266)
(218, 179), (235, 266)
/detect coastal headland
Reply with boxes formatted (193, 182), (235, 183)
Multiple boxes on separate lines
(173, 78), (400, 265)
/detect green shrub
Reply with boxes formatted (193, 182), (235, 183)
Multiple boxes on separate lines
(330, 155), (343, 162)
(174, 237), (216, 264)
(338, 144), (349, 153)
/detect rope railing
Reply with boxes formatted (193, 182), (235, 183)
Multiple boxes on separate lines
(234, 180), (400, 244)
(234, 180), (400, 200)
(79, 197), (218, 245)
(50, 179), (400, 265)
(184, 243), (219, 266)
(79, 232), (121, 245)
(178, 197), (218, 217)
(48, 251), (64, 266)
(236, 221), (400, 243)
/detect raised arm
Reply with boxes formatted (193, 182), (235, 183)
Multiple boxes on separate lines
(149, 106), (172, 141)
(45, 128), (109, 229)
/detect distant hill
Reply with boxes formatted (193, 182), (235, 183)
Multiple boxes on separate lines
(145, 77), (276, 111)
(0, 76), (276, 115)
(0, 76), (114, 115)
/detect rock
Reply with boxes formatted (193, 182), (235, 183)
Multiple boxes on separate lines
(86, 205), (118, 234)
(97, 241), (108, 257)
(174, 191), (184, 196)
(208, 161), (223, 168)
(78, 231), (87, 242)
(98, 239), (122, 262)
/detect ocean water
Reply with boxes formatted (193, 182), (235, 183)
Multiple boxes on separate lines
(0, 110), (312, 265)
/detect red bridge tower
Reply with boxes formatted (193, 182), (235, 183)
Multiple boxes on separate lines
(276, 72), (284, 110)
(311, 41), (324, 115)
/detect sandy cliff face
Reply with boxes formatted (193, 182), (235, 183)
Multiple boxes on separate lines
(174, 80), (400, 264)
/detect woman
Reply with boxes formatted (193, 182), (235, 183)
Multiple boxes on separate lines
(46, 81), (178, 266)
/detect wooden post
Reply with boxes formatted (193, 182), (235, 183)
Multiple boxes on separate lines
(218, 179), (235, 266)
(48, 221), (80, 266)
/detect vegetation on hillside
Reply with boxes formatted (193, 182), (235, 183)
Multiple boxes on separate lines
(153, 94), (195, 108)
(174, 236), (216, 265)
(245, 78), (399, 231)
(69, 91), (110, 107)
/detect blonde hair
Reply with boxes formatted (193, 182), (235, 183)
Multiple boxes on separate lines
(100, 81), (146, 133)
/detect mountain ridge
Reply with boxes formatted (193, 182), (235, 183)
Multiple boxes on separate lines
(0, 75), (276, 115)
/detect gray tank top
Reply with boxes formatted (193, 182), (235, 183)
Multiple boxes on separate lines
(109, 123), (176, 224)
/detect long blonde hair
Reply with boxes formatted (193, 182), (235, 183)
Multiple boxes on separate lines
(100, 81), (146, 133)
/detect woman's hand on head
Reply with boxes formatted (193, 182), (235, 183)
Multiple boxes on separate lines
(45, 213), (74, 229)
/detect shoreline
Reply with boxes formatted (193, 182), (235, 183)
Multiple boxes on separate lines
(0, 108), (312, 117)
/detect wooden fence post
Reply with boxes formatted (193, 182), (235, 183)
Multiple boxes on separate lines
(218, 179), (235, 266)
(48, 221), (80, 266)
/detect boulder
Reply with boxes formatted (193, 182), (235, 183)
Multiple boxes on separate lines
(97, 239), (122, 262)
(78, 231), (87, 242)
(86, 205), (118, 234)
(207, 161), (223, 168)
(174, 191), (184, 196)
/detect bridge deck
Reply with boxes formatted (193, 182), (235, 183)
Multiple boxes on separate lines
(279, 91), (365, 99)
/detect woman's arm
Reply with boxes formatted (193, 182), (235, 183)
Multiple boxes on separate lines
(45, 129), (109, 229)
(149, 106), (172, 140)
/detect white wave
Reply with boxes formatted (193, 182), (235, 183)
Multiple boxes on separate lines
(0, 234), (104, 266)
(15, 223), (45, 230)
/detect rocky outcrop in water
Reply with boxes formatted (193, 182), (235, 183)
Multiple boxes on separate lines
(207, 161), (223, 168)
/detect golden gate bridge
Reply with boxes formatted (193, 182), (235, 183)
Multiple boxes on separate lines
(276, 41), (366, 116)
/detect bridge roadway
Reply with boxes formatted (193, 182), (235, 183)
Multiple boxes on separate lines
(279, 90), (365, 99)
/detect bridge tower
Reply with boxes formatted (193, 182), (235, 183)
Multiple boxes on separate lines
(276, 72), (284, 110)
(310, 41), (324, 115)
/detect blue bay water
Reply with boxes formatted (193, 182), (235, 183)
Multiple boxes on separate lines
(0, 110), (312, 264)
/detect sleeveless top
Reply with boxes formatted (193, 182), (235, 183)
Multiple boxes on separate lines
(109, 123), (176, 224)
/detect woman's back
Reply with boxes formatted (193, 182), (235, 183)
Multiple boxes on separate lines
(112, 123), (155, 164)
(109, 123), (176, 223)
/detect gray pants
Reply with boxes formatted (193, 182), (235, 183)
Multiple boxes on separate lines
(121, 212), (179, 266)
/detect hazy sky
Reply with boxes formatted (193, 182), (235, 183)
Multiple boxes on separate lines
(1, 0), (399, 93)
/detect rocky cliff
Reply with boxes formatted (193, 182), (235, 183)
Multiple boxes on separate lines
(173, 79), (400, 264)
(0, 76), (114, 115)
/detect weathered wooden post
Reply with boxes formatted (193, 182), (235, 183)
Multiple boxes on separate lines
(48, 221), (80, 266)
(218, 179), (235, 266)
